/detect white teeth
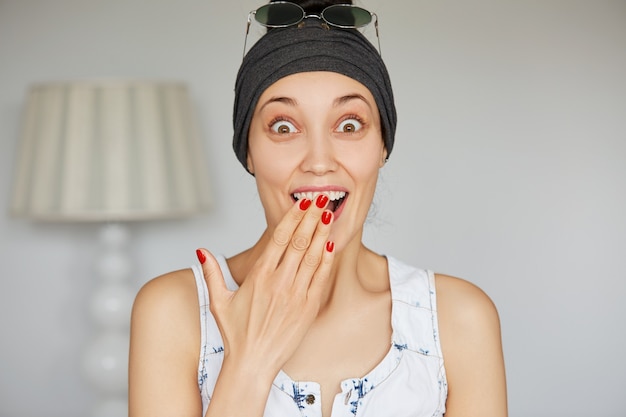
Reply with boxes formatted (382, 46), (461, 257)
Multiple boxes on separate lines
(293, 191), (346, 201)
(329, 191), (347, 201)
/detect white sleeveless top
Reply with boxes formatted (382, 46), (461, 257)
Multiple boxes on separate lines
(191, 255), (447, 417)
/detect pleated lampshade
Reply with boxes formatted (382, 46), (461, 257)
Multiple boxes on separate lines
(10, 80), (211, 222)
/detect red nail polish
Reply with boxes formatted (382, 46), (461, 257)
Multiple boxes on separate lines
(326, 241), (335, 253)
(321, 210), (332, 225)
(299, 198), (312, 210)
(316, 194), (329, 208)
(196, 249), (206, 265)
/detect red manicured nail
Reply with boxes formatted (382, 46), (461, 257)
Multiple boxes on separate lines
(321, 210), (332, 225)
(316, 194), (329, 208)
(326, 241), (335, 253)
(299, 198), (312, 210)
(196, 249), (206, 265)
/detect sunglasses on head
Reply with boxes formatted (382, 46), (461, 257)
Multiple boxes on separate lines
(243, 1), (380, 57)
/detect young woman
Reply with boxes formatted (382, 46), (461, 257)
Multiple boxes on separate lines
(129, 1), (507, 416)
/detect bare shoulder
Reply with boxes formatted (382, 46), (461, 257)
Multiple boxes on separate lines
(434, 273), (502, 358)
(129, 268), (203, 416)
(434, 274), (508, 416)
(434, 273), (501, 330)
(133, 269), (199, 322)
(130, 268), (201, 360)
(134, 268), (198, 300)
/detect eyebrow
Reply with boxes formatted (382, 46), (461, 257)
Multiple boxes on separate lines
(258, 96), (297, 112)
(334, 93), (373, 109)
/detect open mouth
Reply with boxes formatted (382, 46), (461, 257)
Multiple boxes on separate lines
(292, 191), (348, 213)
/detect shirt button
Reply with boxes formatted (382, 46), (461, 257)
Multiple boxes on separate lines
(305, 394), (316, 405)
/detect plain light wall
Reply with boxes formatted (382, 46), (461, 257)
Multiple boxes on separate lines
(1, 0), (625, 416)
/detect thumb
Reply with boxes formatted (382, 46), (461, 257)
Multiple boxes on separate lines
(196, 248), (229, 304)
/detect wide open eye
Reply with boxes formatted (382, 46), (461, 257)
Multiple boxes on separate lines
(336, 117), (363, 133)
(270, 119), (297, 134)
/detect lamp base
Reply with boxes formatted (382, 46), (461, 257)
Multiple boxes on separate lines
(81, 223), (134, 417)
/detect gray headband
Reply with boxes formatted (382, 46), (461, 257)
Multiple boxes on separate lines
(233, 21), (397, 173)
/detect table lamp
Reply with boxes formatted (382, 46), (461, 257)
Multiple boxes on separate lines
(10, 80), (211, 417)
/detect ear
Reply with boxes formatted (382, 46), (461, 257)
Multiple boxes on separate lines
(246, 153), (255, 174)
(379, 147), (388, 168)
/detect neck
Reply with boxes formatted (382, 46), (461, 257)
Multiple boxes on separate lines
(227, 228), (389, 309)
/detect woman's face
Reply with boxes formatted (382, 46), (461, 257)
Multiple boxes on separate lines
(247, 71), (387, 250)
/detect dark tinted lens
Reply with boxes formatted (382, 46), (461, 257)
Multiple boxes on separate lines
(322, 5), (372, 28)
(255, 2), (304, 27)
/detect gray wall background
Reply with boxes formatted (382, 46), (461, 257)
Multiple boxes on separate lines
(1, 0), (625, 416)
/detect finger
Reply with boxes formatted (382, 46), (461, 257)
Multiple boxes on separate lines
(292, 209), (333, 293)
(306, 239), (336, 302)
(260, 198), (311, 271)
(196, 248), (229, 305)
(279, 194), (329, 272)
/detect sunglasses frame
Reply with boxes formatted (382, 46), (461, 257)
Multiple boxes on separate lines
(243, 1), (381, 57)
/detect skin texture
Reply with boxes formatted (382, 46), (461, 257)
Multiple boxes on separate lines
(129, 72), (507, 417)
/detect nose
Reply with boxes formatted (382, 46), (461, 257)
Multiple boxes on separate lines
(299, 132), (338, 175)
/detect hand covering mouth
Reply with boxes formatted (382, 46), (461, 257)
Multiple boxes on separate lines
(292, 191), (348, 212)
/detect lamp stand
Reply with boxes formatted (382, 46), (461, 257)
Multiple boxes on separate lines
(82, 223), (135, 417)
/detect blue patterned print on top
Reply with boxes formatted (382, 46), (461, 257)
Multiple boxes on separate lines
(292, 382), (307, 410)
(393, 343), (408, 351)
(349, 377), (375, 415)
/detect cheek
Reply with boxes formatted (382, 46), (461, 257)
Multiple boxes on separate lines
(248, 120), (297, 177)
(249, 144), (294, 184)
(341, 140), (385, 178)
(248, 143), (297, 225)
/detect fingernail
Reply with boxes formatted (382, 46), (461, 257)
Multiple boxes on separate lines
(316, 194), (329, 208)
(299, 198), (312, 210)
(196, 249), (206, 265)
(321, 210), (332, 225)
(326, 241), (335, 253)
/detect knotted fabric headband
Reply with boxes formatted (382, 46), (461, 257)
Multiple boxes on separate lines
(233, 21), (397, 173)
